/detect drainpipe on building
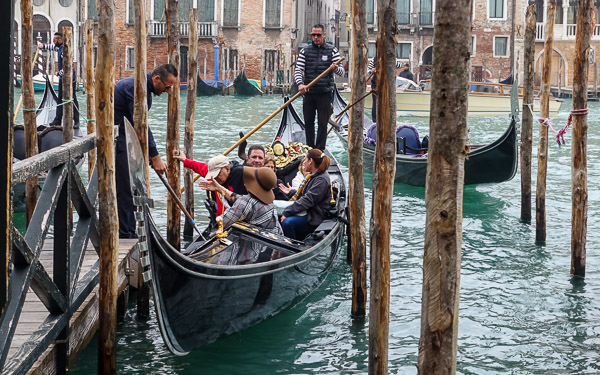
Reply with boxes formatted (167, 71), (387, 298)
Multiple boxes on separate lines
(214, 43), (219, 80)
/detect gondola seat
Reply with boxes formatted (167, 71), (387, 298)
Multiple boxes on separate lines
(364, 123), (377, 146)
(396, 124), (421, 155)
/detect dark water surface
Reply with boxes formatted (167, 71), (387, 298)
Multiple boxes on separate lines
(18, 90), (600, 374)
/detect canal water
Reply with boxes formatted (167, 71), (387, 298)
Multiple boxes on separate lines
(16, 88), (600, 374)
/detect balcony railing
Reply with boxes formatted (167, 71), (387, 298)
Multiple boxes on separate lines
(148, 20), (218, 38)
(536, 22), (600, 41)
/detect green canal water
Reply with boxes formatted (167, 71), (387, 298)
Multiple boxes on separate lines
(16, 89), (600, 374)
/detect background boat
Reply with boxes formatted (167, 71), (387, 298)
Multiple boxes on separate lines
(233, 69), (263, 96)
(341, 77), (563, 117)
(331, 88), (517, 186)
(17, 73), (59, 92)
(136, 98), (347, 354)
(196, 75), (224, 96)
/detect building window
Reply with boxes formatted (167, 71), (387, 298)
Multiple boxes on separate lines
(33, 0), (45, 6)
(88, 0), (98, 21)
(126, 47), (135, 71)
(489, 0), (505, 19)
(368, 42), (376, 58)
(367, 0), (375, 24)
(567, 3), (578, 24)
(265, 0), (281, 28)
(494, 36), (508, 57)
(471, 35), (476, 56)
(223, 0), (239, 27)
(127, 0), (134, 24)
(398, 0), (410, 24)
(420, 0), (433, 25)
(396, 43), (411, 59)
(59, 0), (73, 6)
(57, 20), (74, 35)
(198, 0), (215, 22)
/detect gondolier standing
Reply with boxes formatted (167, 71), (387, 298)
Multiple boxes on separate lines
(37, 32), (79, 126)
(294, 24), (344, 150)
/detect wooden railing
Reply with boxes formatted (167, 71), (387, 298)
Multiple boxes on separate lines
(148, 20), (218, 38)
(0, 134), (98, 373)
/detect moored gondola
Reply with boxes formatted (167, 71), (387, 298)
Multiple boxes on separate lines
(196, 75), (224, 96)
(130, 99), (347, 355)
(233, 69), (263, 96)
(331, 88), (517, 186)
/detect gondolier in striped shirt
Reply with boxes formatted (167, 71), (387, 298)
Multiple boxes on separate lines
(37, 32), (79, 127)
(294, 24), (344, 150)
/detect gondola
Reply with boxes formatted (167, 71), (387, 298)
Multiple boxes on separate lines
(131, 99), (347, 355)
(233, 69), (263, 96)
(331, 88), (518, 186)
(196, 75), (224, 96)
(13, 76), (82, 212)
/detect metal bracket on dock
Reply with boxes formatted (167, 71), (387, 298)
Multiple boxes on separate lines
(142, 270), (152, 282)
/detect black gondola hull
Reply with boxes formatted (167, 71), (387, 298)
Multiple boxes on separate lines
(233, 70), (263, 96)
(196, 76), (224, 96)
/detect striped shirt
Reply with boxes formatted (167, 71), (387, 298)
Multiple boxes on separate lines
(222, 194), (283, 235)
(368, 58), (404, 71)
(294, 46), (344, 86)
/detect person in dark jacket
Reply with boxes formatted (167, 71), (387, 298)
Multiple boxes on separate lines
(398, 63), (414, 81)
(115, 63), (176, 238)
(37, 32), (79, 126)
(280, 149), (332, 240)
(294, 24), (344, 150)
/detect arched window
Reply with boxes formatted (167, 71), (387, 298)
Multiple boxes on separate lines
(57, 20), (74, 34)
(59, 0), (73, 6)
(33, 0), (45, 6)
(33, 14), (51, 44)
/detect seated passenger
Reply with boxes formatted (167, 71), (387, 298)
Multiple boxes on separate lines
(174, 150), (246, 215)
(279, 149), (331, 240)
(200, 167), (283, 235)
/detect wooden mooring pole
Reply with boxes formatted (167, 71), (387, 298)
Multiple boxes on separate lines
(21, 0), (38, 226)
(570, 0), (592, 278)
(95, 0), (118, 373)
(349, 0), (368, 320)
(535, 0), (556, 245)
(166, 0), (181, 249)
(1, 0), (15, 317)
(368, 0), (397, 372)
(417, 0), (472, 372)
(183, 7), (198, 238)
(521, 4), (536, 224)
(62, 27), (74, 144)
(132, 0), (150, 319)
(85, 19), (96, 179)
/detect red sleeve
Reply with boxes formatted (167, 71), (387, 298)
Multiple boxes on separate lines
(183, 159), (208, 176)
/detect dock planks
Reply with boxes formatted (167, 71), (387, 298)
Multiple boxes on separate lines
(4, 238), (137, 374)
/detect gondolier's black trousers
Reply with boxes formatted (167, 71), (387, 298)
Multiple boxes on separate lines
(51, 79), (80, 127)
(303, 91), (333, 150)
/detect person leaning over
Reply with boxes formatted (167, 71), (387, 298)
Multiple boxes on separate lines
(114, 63), (176, 238)
(279, 149), (332, 240)
(174, 151), (246, 216)
(201, 167), (283, 235)
(294, 24), (345, 150)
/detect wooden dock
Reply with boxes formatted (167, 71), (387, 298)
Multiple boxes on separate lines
(3, 239), (137, 374)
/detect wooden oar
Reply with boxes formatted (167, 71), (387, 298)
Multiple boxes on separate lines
(181, 56), (346, 193)
(157, 172), (206, 241)
(327, 71), (376, 135)
(13, 48), (41, 122)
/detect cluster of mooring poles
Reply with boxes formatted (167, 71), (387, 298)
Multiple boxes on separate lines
(347, 0), (592, 373)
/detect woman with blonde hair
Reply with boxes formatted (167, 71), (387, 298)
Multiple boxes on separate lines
(279, 149), (331, 240)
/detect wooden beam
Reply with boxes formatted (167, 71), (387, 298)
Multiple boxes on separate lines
(417, 0), (472, 372)
(368, 0), (397, 372)
(570, 0), (592, 278)
(521, 4), (536, 224)
(183, 8), (198, 238)
(349, 0), (368, 320)
(85, 19), (96, 180)
(95, 0), (118, 373)
(535, 0), (556, 245)
(132, 0), (150, 319)
(21, 0), (38, 226)
(166, 0), (181, 249)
